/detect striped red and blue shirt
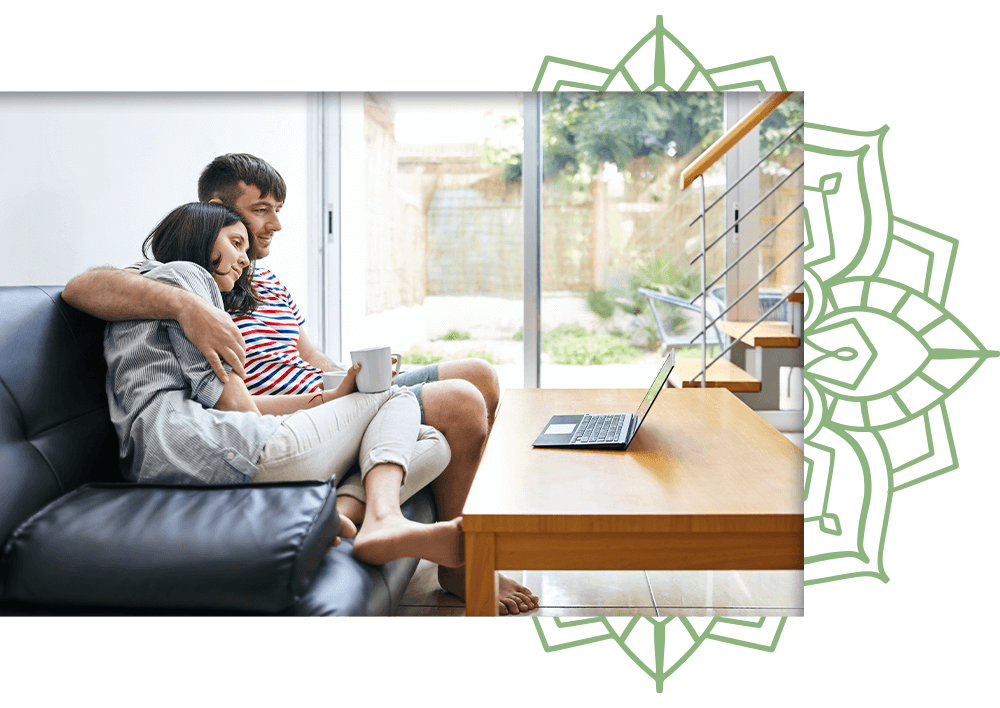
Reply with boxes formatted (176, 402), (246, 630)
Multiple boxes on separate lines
(235, 267), (324, 396)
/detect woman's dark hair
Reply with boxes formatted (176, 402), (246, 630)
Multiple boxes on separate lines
(142, 202), (259, 316)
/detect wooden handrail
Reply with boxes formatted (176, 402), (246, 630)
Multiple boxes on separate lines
(680, 91), (793, 190)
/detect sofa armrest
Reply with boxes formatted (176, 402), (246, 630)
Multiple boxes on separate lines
(0, 480), (340, 613)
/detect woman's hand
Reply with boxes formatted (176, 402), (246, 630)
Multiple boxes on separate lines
(319, 362), (361, 404)
(214, 372), (262, 415)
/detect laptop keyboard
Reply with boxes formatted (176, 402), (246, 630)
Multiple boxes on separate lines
(573, 414), (627, 444)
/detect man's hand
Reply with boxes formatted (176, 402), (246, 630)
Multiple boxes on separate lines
(175, 297), (246, 382)
(62, 267), (246, 384)
(213, 369), (259, 414)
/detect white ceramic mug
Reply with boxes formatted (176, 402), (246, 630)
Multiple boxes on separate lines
(322, 370), (348, 390)
(349, 347), (402, 393)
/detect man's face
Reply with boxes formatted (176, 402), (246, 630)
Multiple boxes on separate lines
(229, 181), (282, 260)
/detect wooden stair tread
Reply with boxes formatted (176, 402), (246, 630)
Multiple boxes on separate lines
(668, 359), (761, 392)
(778, 286), (806, 302)
(719, 321), (800, 347)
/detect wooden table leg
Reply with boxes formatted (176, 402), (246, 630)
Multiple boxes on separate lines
(464, 531), (498, 616)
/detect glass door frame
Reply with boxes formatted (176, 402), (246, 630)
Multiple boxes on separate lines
(316, 91), (543, 382)
(315, 92), (737, 388)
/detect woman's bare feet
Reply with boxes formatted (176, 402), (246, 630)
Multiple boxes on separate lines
(335, 496), (363, 539)
(438, 566), (539, 615)
(352, 514), (464, 568)
(338, 516), (358, 540)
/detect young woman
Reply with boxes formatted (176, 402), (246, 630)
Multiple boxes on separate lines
(103, 202), (462, 568)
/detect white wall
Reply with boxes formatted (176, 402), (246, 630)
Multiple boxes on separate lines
(0, 93), (315, 322)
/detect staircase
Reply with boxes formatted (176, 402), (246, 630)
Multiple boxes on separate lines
(665, 302), (804, 391)
(663, 92), (804, 438)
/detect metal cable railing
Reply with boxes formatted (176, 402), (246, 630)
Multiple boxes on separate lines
(689, 163), (804, 265)
(682, 100), (804, 387)
(687, 121), (805, 228)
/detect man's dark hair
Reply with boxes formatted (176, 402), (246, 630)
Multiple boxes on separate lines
(197, 153), (287, 207)
(143, 202), (260, 316)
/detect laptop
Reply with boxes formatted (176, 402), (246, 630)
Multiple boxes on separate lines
(531, 349), (676, 450)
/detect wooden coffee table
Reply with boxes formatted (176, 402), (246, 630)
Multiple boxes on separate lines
(462, 388), (804, 616)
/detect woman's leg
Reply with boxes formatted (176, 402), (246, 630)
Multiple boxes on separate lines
(336, 424), (451, 506)
(253, 388), (396, 484)
(350, 462), (464, 568)
(254, 390), (392, 539)
(348, 389), (463, 567)
(255, 386), (460, 564)
(254, 386), (426, 482)
(256, 387), (429, 538)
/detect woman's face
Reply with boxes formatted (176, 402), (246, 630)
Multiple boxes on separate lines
(210, 221), (251, 293)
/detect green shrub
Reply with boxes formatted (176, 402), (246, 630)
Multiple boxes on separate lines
(586, 289), (617, 320)
(543, 325), (640, 365)
(402, 347), (506, 366)
(467, 350), (503, 365)
(583, 257), (702, 349)
(438, 329), (471, 341)
(403, 348), (445, 366)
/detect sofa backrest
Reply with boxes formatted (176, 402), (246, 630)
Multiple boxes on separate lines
(0, 286), (118, 546)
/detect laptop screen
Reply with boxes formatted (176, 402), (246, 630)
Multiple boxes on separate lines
(632, 349), (676, 428)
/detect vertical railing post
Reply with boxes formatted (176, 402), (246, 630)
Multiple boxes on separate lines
(699, 174), (707, 388)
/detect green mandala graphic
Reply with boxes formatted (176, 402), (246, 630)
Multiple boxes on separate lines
(801, 124), (997, 583)
(533, 616), (786, 693)
(530, 17), (998, 692)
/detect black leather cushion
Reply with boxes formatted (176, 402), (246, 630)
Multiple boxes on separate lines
(283, 487), (435, 616)
(1, 480), (341, 613)
(0, 287), (117, 552)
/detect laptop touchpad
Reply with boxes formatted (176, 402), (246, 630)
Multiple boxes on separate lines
(544, 423), (577, 435)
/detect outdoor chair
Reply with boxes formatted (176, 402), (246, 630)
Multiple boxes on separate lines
(635, 288), (726, 356)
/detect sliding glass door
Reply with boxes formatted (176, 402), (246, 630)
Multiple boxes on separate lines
(320, 91), (796, 390)
(333, 93), (526, 389)
(538, 92), (724, 388)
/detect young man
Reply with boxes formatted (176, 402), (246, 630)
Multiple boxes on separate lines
(63, 153), (537, 616)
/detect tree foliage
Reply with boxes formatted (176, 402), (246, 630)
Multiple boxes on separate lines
(543, 92), (722, 178)
(484, 91), (804, 183)
(487, 92), (724, 183)
(760, 91), (804, 158)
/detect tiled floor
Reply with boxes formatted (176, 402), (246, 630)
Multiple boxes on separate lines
(394, 441), (804, 618)
(393, 562), (803, 617)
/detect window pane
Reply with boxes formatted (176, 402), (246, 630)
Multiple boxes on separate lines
(757, 91), (805, 320)
(340, 93), (524, 389)
(540, 92), (724, 388)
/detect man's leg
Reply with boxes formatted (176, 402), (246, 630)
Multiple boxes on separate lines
(435, 358), (501, 430)
(396, 357), (501, 430)
(419, 375), (539, 615)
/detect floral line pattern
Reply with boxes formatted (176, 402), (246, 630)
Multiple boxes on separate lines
(529, 17), (998, 692)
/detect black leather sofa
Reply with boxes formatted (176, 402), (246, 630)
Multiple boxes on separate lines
(0, 286), (435, 615)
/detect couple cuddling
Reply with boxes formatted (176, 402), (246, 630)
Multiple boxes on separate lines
(63, 153), (538, 616)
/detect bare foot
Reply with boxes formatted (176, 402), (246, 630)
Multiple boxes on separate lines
(438, 566), (540, 615)
(338, 516), (358, 540)
(325, 514), (356, 550)
(336, 496), (365, 533)
(352, 515), (463, 568)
